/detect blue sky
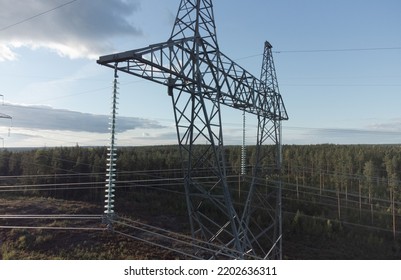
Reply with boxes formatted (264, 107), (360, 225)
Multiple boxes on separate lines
(0, 0), (400, 147)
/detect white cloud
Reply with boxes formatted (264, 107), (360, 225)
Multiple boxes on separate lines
(1, 103), (164, 133)
(0, 45), (18, 61)
(0, 103), (172, 147)
(368, 119), (401, 132)
(282, 125), (401, 145)
(0, 0), (142, 60)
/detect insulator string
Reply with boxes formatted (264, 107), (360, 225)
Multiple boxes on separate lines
(241, 109), (246, 176)
(104, 64), (119, 229)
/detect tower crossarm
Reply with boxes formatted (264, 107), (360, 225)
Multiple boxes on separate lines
(97, 37), (288, 121)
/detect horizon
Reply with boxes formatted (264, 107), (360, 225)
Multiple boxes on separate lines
(3, 142), (401, 151)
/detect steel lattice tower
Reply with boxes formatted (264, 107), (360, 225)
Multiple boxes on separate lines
(97, 0), (288, 259)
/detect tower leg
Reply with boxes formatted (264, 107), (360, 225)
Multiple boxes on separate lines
(239, 116), (282, 259)
(170, 86), (244, 258)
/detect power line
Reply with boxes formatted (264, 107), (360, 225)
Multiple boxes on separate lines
(3, 171), (395, 222)
(1, 173), (398, 258)
(0, 225), (105, 231)
(113, 229), (201, 260)
(0, 0), (79, 32)
(0, 214), (102, 220)
(275, 47), (401, 54)
(234, 46), (401, 60)
(114, 216), (263, 260)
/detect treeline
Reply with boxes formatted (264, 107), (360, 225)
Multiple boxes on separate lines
(0, 144), (400, 215)
(283, 144), (401, 234)
(280, 144), (401, 259)
(0, 144), (400, 258)
(0, 145), (183, 201)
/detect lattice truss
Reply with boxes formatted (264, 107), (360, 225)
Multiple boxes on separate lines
(98, 0), (288, 259)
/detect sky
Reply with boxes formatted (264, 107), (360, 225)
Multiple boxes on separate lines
(0, 0), (400, 147)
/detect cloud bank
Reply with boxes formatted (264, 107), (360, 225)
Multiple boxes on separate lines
(283, 124), (401, 145)
(1, 104), (164, 133)
(0, 0), (141, 60)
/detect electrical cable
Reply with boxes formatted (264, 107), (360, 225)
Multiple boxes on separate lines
(114, 216), (263, 260)
(0, 214), (102, 220)
(275, 47), (401, 54)
(0, 0), (79, 32)
(234, 47), (401, 60)
(1, 161), (399, 255)
(113, 230), (202, 260)
(0, 225), (105, 231)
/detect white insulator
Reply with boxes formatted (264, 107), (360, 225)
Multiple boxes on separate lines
(104, 73), (119, 219)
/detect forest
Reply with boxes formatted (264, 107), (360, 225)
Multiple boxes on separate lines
(0, 144), (400, 259)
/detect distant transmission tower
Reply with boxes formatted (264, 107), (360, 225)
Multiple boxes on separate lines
(98, 0), (288, 259)
(0, 94), (12, 146)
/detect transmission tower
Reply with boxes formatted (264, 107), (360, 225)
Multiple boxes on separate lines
(0, 95), (11, 121)
(0, 94), (12, 146)
(241, 41), (287, 259)
(97, 0), (288, 259)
